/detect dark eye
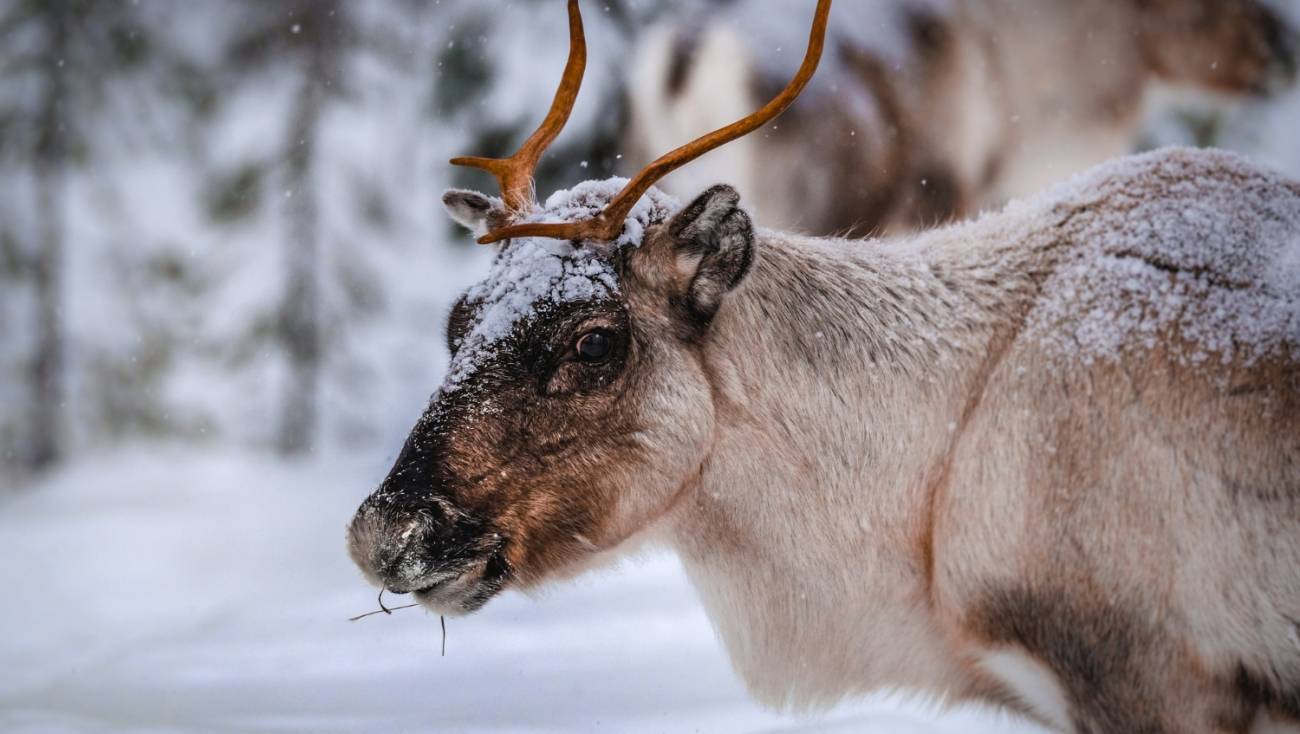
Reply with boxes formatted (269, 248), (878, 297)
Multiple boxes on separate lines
(575, 330), (613, 362)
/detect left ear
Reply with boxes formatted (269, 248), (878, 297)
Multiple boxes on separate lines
(665, 184), (755, 324)
(442, 189), (509, 238)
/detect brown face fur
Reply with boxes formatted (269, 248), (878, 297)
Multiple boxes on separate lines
(347, 184), (754, 615)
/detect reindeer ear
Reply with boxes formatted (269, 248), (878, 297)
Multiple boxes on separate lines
(442, 189), (507, 238)
(666, 184), (754, 324)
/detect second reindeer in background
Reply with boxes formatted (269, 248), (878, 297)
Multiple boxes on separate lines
(625, 0), (1297, 235)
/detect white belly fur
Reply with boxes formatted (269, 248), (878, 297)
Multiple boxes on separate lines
(974, 647), (1073, 733)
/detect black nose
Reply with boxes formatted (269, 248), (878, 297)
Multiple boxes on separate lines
(348, 414), (501, 593)
(347, 490), (494, 594)
(348, 497), (441, 589)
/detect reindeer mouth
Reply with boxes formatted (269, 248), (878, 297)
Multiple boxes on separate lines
(411, 547), (512, 616)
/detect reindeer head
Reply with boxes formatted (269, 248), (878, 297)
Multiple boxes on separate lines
(347, 0), (830, 615)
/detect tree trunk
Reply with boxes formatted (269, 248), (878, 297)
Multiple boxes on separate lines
(29, 162), (65, 470)
(27, 6), (69, 472)
(277, 37), (325, 456)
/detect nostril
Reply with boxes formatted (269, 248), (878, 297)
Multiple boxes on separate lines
(397, 517), (425, 543)
(349, 495), (478, 592)
(348, 504), (434, 586)
(378, 520), (434, 587)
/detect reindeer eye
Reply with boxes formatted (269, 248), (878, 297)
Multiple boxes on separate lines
(575, 330), (613, 362)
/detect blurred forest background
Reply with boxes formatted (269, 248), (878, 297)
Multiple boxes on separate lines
(2, 1), (1300, 732)
(1, 0), (1298, 485)
(0, 0), (683, 482)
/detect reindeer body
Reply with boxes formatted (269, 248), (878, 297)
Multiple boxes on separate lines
(351, 146), (1300, 732)
(659, 147), (1300, 730)
(347, 4), (1299, 728)
(626, 0), (1296, 235)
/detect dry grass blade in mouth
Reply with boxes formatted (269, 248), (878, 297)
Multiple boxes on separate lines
(347, 604), (419, 622)
(348, 589), (449, 656)
(348, 588), (418, 622)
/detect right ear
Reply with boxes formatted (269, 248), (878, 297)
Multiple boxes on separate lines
(663, 184), (755, 326)
(442, 189), (508, 238)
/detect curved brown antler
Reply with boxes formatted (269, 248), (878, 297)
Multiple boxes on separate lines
(450, 0), (587, 214)
(473, 0), (832, 245)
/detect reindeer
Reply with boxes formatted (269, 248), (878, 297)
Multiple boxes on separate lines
(349, 1), (1300, 731)
(624, 0), (1298, 236)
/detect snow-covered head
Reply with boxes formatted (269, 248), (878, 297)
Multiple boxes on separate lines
(439, 179), (678, 391)
(348, 180), (757, 615)
(347, 0), (828, 616)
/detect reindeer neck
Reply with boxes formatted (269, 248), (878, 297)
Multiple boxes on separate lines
(679, 226), (1037, 539)
(662, 225), (1043, 706)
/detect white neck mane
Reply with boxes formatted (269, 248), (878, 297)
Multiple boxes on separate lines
(659, 222), (1045, 707)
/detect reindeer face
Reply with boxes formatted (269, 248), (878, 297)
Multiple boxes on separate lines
(349, 0), (819, 616)
(347, 182), (755, 615)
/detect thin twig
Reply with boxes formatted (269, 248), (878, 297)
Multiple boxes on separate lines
(348, 588), (418, 622)
(348, 603), (418, 622)
(346, 590), (449, 658)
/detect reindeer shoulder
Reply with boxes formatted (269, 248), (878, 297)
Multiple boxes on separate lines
(1017, 147), (1300, 366)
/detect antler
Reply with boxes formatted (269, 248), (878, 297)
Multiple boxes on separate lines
(450, 0), (588, 214)
(461, 0), (832, 245)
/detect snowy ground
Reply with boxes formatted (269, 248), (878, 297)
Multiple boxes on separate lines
(0, 450), (1048, 733)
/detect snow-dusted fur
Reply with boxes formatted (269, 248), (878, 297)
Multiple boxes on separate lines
(625, 0), (1296, 235)
(661, 148), (1300, 732)
(351, 147), (1300, 734)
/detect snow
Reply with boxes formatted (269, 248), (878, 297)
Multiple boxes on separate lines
(0, 450), (1048, 734)
(443, 179), (678, 390)
(1021, 148), (1300, 365)
(4, 2), (1300, 730)
(533, 177), (679, 251)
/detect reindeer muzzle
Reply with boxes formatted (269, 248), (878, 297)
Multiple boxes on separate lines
(348, 490), (508, 614)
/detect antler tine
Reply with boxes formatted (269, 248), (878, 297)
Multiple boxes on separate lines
(450, 0), (588, 214)
(477, 0), (832, 245)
